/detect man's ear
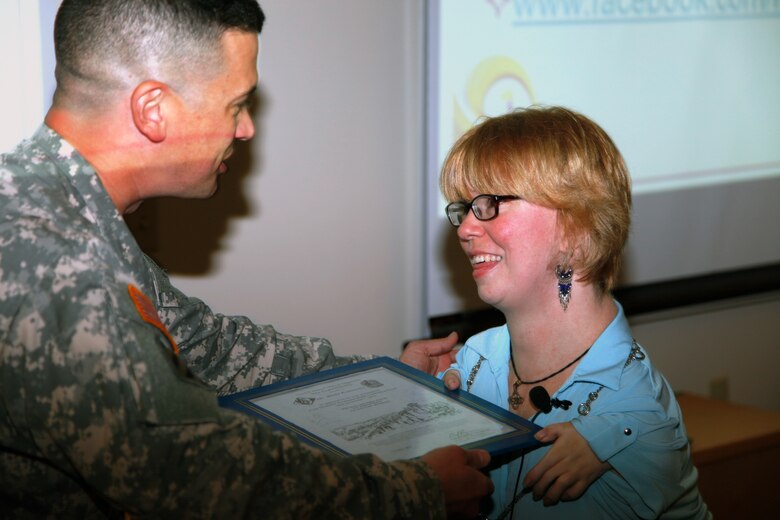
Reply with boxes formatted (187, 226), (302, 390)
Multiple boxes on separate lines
(131, 81), (168, 143)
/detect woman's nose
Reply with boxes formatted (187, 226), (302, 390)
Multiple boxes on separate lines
(456, 209), (483, 242)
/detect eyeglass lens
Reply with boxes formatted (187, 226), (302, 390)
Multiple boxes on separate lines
(446, 195), (503, 227)
(472, 196), (498, 220)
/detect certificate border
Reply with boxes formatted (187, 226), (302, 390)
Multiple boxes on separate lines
(219, 357), (541, 458)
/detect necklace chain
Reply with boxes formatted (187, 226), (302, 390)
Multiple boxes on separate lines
(508, 344), (590, 410)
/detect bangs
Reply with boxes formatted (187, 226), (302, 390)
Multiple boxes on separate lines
(440, 122), (528, 202)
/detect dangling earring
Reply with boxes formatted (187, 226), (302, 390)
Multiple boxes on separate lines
(556, 265), (573, 311)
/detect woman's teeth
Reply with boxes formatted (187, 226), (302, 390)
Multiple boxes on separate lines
(470, 254), (502, 265)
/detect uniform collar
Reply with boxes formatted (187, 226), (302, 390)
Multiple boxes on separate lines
(33, 125), (148, 275)
(34, 125), (121, 224)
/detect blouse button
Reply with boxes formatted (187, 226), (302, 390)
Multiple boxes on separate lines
(624, 428), (632, 436)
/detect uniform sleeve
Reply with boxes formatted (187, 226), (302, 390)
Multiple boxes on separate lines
(143, 256), (369, 394)
(10, 277), (444, 519)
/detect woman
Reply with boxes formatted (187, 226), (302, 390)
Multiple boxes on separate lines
(439, 106), (710, 519)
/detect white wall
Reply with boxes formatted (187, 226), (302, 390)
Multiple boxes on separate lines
(168, 0), (427, 355)
(0, 0), (45, 152)
(631, 293), (780, 413)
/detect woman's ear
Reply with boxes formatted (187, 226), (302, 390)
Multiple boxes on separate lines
(130, 81), (168, 143)
(556, 222), (585, 273)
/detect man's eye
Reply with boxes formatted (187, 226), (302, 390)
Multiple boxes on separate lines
(234, 100), (252, 116)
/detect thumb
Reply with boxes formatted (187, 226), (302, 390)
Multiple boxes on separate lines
(464, 449), (491, 469)
(426, 331), (458, 356)
(442, 369), (462, 390)
(535, 422), (565, 443)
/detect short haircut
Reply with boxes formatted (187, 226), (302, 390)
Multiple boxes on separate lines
(52, 0), (265, 108)
(440, 106), (631, 291)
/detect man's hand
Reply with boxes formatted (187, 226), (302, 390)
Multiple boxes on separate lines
(524, 422), (611, 505)
(421, 445), (494, 519)
(400, 332), (458, 376)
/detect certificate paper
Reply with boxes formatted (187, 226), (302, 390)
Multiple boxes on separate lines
(219, 357), (540, 461)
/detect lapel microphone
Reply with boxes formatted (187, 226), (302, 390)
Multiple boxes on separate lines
(529, 386), (572, 414)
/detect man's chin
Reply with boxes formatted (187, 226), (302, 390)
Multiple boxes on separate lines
(189, 178), (220, 199)
(205, 179), (220, 198)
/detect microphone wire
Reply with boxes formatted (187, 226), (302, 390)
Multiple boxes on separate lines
(497, 410), (541, 520)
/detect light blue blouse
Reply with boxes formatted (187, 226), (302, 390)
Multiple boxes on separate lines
(441, 302), (710, 519)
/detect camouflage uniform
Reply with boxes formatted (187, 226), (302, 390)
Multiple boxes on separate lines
(0, 126), (445, 519)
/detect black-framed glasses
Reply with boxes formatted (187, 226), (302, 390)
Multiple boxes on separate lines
(445, 194), (520, 227)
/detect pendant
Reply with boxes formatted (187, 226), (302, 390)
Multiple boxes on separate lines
(509, 381), (523, 410)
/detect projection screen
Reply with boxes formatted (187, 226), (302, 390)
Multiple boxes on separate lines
(425, 0), (780, 319)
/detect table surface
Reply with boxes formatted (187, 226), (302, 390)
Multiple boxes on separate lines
(676, 392), (780, 464)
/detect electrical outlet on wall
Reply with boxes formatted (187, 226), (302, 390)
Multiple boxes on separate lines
(709, 376), (730, 401)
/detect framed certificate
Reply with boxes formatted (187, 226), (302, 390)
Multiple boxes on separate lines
(219, 357), (540, 461)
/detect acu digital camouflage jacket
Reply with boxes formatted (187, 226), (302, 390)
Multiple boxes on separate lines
(0, 126), (445, 519)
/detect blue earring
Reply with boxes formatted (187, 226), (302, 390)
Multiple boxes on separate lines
(556, 265), (573, 311)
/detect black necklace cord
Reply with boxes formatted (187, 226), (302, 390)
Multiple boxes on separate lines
(509, 344), (591, 385)
(508, 344), (589, 411)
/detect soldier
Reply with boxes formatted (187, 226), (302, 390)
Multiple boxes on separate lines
(0, 0), (492, 518)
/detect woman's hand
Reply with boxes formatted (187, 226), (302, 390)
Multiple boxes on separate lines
(524, 422), (611, 505)
(441, 368), (462, 390)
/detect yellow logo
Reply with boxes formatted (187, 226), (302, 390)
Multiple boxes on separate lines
(453, 56), (536, 139)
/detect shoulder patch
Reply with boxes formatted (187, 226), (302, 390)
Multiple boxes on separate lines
(128, 284), (179, 355)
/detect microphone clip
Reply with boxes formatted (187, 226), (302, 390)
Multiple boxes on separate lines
(529, 385), (572, 414)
